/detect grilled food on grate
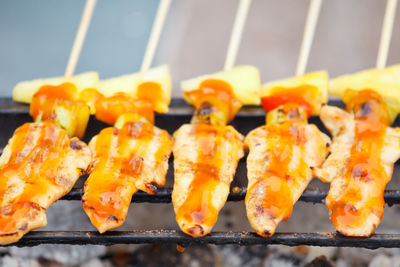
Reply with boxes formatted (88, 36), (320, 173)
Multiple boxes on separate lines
(0, 121), (91, 245)
(245, 108), (329, 237)
(316, 89), (400, 237)
(82, 68), (173, 233)
(245, 72), (330, 237)
(82, 118), (172, 233)
(172, 123), (244, 236)
(172, 66), (260, 237)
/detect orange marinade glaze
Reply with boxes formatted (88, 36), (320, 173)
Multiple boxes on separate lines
(94, 81), (164, 125)
(0, 121), (70, 234)
(328, 90), (390, 231)
(176, 123), (242, 229)
(32, 81), (163, 126)
(30, 83), (79, 119)
(95, 93), (155, 125)
(184, 79), (242, 123)
(82, 120), (171, 232)
(246, 105), (308, 222)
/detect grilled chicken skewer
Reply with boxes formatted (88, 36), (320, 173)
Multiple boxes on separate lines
(0, 82), (93, 245)
(82, 82), (173, 233)
(315, 89), (400, 236)
(83, 113), (172, 233)
(245, 71), (330, 237)
(245, 106), (329, 237)
(0, 121), (91, 245)
(173, 66), (260, 237)
(173, 120), (244, 236)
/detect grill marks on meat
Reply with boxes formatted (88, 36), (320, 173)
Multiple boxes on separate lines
(172, 124), (244, 237)
(82, 121), (172, 233)
(0, 121), (91, 245)
(245, 122), (330, 237)
(315, 105), (400, 236)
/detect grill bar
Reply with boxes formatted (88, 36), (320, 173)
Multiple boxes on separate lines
(12, 231), (400, 249)
(63, 187), (400, 206)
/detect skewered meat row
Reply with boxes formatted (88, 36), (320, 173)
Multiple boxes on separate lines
(4, 64), (400, 242)
(0, 66), (172, 243)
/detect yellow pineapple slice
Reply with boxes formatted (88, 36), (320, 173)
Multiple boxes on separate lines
(330, 64), (400, 122)
(13, 72), (99, 104)
(330, 64), (400, 97)
(181, 65), (261, 105)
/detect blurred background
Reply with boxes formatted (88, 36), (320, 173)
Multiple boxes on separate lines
(0, 0), (399, 97)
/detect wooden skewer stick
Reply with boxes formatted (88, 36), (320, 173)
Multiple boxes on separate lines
(295, 0), (323, 76)
(140, 0), (172, 72)
(64, 0), (97, 78)
(224, 0), (252, 71)
(376, 0), (398, 69)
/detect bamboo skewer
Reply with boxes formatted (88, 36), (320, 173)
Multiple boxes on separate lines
(295, 0), (323, 76)
(376, 0), (398, 69)
(140, 0), (172, 72)
(224, 0), (252, 70)
(64, 0), (97, 78)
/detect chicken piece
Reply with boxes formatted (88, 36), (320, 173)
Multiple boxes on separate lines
(315, 103), (400, 237)
(245, 106), (330, 237)
(82, 120), (172, 233)
(172, 123), (244, 237)
(0, 121), (91, 245)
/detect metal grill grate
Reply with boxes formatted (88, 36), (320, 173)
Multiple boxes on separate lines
(11, 231), (400, 249)
(1, 98), (400, 249)
(61, 187), (400, 206)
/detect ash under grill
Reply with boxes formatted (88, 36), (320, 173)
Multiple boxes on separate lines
(1, 98), (400, 249)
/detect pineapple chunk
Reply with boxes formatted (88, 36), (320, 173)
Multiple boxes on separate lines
(13, 72), (99, 104)
(181, 65), (261, 105)
(330, 65), (400, 122)
(329, 64), (400, 97)
(99, 65), (171, 113)
(261, 71), (329, 116)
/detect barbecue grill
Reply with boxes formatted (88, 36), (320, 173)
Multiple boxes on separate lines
(2, 98), (400, 249)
